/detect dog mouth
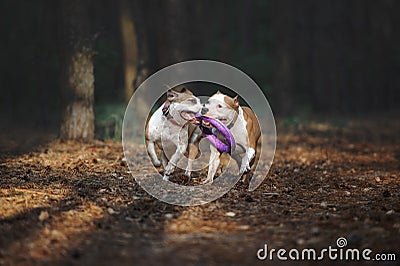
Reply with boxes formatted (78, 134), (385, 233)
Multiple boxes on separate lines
(199, 120), (226, 143)
(205, 117), (228, 124)
(217, 118), (228, 124)
(180, 110), (197, 122)
(196, 115), (228, 125)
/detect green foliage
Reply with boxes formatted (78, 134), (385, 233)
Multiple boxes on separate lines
(94, 103), (126, 140)
(94, 35), (124, 104)
(283, 116), (299, 127)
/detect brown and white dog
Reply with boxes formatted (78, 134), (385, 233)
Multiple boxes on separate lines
(198, 91), (261, 184)
(146, 88), (202, 180)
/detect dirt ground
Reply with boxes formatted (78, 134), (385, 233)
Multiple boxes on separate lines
(0, 115), (399, 265)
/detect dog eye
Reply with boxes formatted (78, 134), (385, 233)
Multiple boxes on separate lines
(189, 99), (197, 104)
(217, 104), (222, 108)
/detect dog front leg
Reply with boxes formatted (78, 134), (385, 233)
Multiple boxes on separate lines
(161, 151), (168, 170)
(232, 153), (243, 173)
(203, 145), (220, 184)
(163, 143), (187, 180)
(239, 147), (256, 175)
(147, 141), (161, 167)
(247, 147), (256, 164)
(239, 153), (251, 176)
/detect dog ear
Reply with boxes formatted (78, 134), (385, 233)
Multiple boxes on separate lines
(167, 89), (178, 101)
(233, 95), (239, 108)
(180, 88), (192, 95)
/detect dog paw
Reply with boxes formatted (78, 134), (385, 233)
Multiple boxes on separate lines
(201, 177), (213, 184)
(164, 164), (174, 175)
(241, 172), (252, 183)
(153, 159), (161, 167)
(163, 175), (170, 181)
(239, 164), (251, 175)
(184, 169), (191, 178)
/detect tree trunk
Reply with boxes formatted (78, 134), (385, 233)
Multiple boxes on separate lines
(60, 0), (95, 140)
(119, 0), (138, 101)
(159, 0), (190, 67)
(270, 0), (296, 115)
(132, 0), (153, 91)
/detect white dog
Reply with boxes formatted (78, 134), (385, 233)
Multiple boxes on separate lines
(146, 88), (202, 180)
(200, 91), (261, 184)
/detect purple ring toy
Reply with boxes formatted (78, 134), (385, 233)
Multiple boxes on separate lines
(195, 113), (236, 153)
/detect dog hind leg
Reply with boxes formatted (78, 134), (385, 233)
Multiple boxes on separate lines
(203, 145), (220, 184)
(185, 142), (199, 177)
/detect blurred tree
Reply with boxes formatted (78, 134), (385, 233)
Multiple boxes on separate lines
(159, 0), (190, 66)
(271, 0), (400, 114)
(270, 0), (296, 115)
(132, 0), (155, 91)
(59, 0), (95, 140)
(119, 0), (138, 101)
(1, 0), (399, 132)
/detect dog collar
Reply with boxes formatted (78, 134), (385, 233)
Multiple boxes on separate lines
(227, 111), (238, 129)
(167, 116), (181, 126)
(162, 100), (170, 116)
(162, 101), (182, 126)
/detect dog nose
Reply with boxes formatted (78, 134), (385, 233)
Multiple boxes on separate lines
(201, 107), (208, 115)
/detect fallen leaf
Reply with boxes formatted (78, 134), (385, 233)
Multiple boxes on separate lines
(38, 211), (49, 221)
